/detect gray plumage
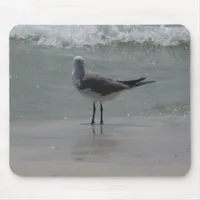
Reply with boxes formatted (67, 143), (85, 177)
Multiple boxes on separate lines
(77, 74), (155, 96)
(77, 73), (130, 96)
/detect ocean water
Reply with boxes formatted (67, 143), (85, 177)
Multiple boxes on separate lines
(10, 25), (190, 123)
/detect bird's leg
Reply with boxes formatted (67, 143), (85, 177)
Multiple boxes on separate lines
(100, 124), (103, 134)
(91, 102), (96, 124)
(100, 103), (103, 125)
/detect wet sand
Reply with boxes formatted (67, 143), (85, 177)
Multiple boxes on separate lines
(10, 116), (190, 176)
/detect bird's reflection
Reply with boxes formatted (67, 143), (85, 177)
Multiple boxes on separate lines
(92, 124), (103, 136)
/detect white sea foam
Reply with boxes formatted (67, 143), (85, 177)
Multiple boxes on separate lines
(10, 25), (190, 48)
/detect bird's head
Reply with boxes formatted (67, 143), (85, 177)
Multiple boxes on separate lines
(73, 56), (85, 78)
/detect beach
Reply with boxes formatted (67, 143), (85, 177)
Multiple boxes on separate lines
(10, 116), (190, 176)
(10, 25), (190, 176)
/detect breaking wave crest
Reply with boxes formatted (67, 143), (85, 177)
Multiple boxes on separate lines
(10, 25), (190, 49)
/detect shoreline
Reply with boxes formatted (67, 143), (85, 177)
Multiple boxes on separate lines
(10, 116), (190, 177)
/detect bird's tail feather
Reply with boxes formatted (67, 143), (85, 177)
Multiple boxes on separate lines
(134, 80), (156, 87)
(117, 77), (155, 88)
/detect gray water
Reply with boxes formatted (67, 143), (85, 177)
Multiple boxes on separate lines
(10, 26), (190, 123)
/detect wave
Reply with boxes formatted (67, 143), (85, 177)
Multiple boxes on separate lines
(10, 25), (190, 49)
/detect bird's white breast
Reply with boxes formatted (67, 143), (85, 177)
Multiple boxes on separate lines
(72, 70), (81, 88)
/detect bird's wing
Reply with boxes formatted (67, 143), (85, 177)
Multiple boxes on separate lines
(79, 73), (129, 96)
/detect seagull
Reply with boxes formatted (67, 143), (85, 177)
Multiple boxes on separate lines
(72, 56), (155, 125)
